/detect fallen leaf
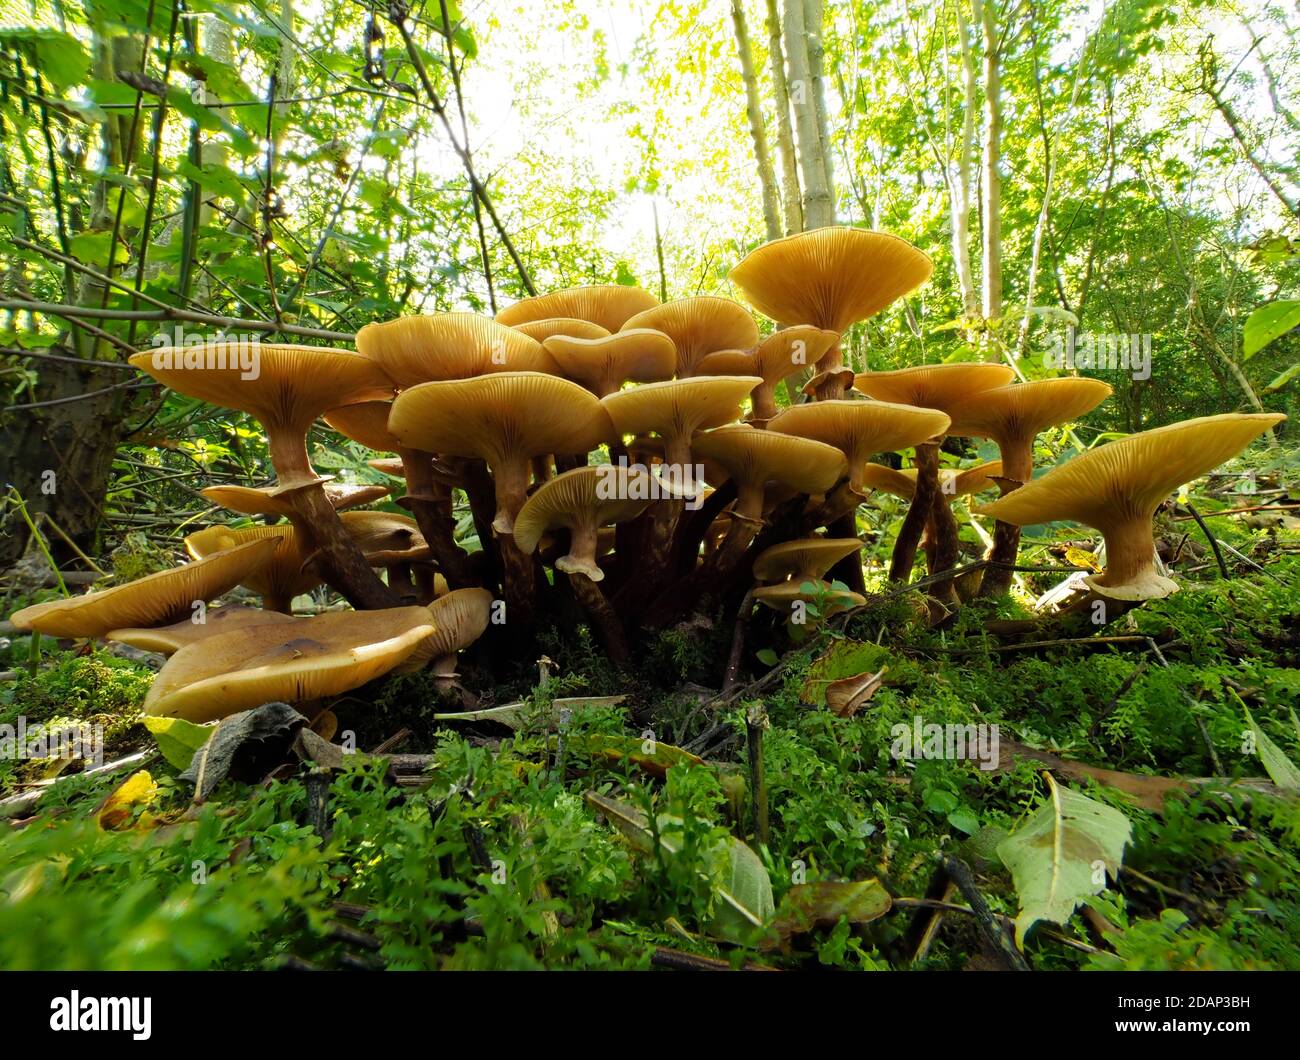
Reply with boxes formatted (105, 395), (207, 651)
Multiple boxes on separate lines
(585, 791), (774, 941)
(180, 702), (307, 800)
(432, 695), (627, 732)
(144, 715), (215, 771)
(763, 880), (892, 948)
(567, 733), (703, 778)
(95, 769), (158, 830)
(997, 774), (1132, 945)
(824, 666), (888, 718)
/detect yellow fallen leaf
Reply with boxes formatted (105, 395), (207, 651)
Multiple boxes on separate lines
(96, 769), (159, 831)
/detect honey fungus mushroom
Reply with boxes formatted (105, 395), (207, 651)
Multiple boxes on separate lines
(388, 372), (613, 624)
(107, 606), (298, 655)
(542, 329), (677, 397)
(495, 284), (659, 332)
(975, 413), (1286, 602)
(943, 378), (1113, 596)
(853, 363), (1015, 588)
(10, 538), (280, 639)
(355, 312), (555, 387)
(395, 589), (495, 688)
(130, 343), (397, 609)
(730, 228), (933, 398)
(143, 607), (436, 722)
(622, 297), (760, 378)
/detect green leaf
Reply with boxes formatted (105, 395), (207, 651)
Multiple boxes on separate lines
(0, 30), (90, 90)
(1263, 362), (1300, 394)
(1243, 300), (1300, 359)
(175, 159), (246, 201)
(585, 792), (773, 941)
(996, 774), (1132, 944)
(1243, 706), (1300, 791)
(143, 716), (214, 771)
(764, 880), (892, 946)
(755, 648), (779, 666)
(68, 231), (129, 266)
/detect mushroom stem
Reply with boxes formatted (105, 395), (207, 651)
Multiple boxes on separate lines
(812, 343), (848, 400)
(567, 572), (629, 665)
(400, 451), (478, 589)
(387, 561), (419, 603)
(283, 484), (399, 610)
(264, 591), (295, 614)
(1094, 515), (1161, 592)
(826, 512), (866, 595)
(926, 488), (962, 605)
(556, 520), (603, 581)
(889, 440), (941, 582)
(979, 441), (1033, 598)
(751, 383), (779, 421)
(722, 587), (756, 693)
(497, 534), (537, 630)
(492, 459), (532, 536)
(455, 457), (503, 590)
(267, 427), (321, 491)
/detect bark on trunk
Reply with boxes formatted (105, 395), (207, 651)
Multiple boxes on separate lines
(765, 0), (804, 234)
(783, 0), (833, 229)
(731, 0), (783, 242)
(978, 0), (1003, 350)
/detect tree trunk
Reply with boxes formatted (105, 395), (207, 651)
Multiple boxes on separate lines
(802, 0), (836, 220)
(730, 0), (783, 242)
(765, 0), (804, 234)
(978, 0), (1003, 347)
(783, 0), (833, 229)
(952, 1), (980, 319)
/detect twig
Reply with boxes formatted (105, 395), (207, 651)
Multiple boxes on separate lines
(1178, 503), (1230, 578)
(0, 299), (354, 341)
(746, 704), (769, 848)
(941, 856), (1031, 971)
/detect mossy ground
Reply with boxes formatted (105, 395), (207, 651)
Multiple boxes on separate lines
(0, 542), (1296, 970)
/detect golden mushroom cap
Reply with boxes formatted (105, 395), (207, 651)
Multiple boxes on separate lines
(184, 523), (319, 604)
(496, 285), (659, 332)
(600, 376), (762, 443)
(512, 317), (611, 342)
(729, 227), (933, 332)
(768, 399), (952, 486)
(752, 537), (863, 582)
(143, 607), (437, 722)
(323, 399), (403, 453)
(945, 378), (1114, 444)
(10, 538), (281, 639)
(696, 349), (760, 376)
(752, 579), (866, 614)
(691, 424), (847, 497)
(107, 606), (299, 655)
(858, 462), (919, 500)
(512, 465), (662, 574)
(852, 363), (1015, 416)
(398, 588), (495, 675)
(130, 344), (394, 492)
(905, 460), (1006, 498)
(622, 297), (759, 377)
(543, 329), (677, 396)
(356, 313), (555, 388)
(200, 481), (390, 518)
(975, 412), (1286, 600)
(130, 344), (392, 431)
(752, 326), (840, 384)
(388, 371), (613, 464)
(368, 457), (406, 478)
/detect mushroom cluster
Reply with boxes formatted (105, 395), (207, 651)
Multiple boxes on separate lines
(9, 227), (1284, 718)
